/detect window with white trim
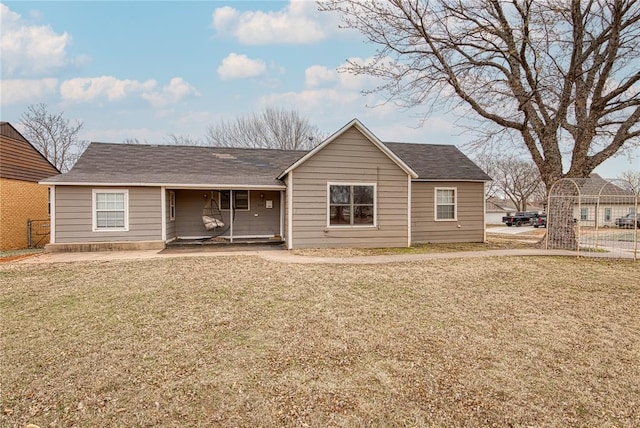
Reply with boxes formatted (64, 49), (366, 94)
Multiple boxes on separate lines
(604, 207), (612, 222)
(580, 207), (588, 221)
(328, 183), (375, 226)
(435, 188), (457, 221)
(220, 190), (249, 210)
(169, 191), (176, 221)
(93, 190), (128, 231)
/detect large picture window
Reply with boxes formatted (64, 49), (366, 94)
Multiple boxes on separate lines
(328, 183), (375, 226)
(220, 190), (249, 210)
(435, 188), (457, 221)
(93, 190), (128, 231)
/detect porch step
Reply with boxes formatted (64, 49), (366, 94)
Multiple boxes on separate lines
(166, 237), (284, 247)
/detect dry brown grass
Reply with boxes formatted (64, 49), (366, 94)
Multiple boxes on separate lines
(293, 235), (541, 257)
(1, 256), (639, 427)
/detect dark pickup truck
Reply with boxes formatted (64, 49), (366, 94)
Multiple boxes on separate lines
(615, 213), (640, 228)
(502, 211), (539, 227)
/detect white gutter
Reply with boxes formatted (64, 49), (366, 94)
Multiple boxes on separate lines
(38, 181), (286, 189)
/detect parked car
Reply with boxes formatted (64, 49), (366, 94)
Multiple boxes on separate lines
(615, 213), (640, 228)
(530, 214), (547, 228)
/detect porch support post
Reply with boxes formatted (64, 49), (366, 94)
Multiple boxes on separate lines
(160, 186), (167, 242)
(229, 189), (234, 243)
(280, 190), (285, 241)
(287, 172), (293, 249)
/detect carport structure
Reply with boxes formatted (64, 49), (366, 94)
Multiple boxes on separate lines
(546, 176), (638, 260)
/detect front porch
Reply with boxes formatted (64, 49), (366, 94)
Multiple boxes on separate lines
(165, 188), (285, 244)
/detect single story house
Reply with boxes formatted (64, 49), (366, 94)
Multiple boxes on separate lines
(571, 175), (637, 227)
(41, 119), (491, 251)
(1, 122), (60, 250)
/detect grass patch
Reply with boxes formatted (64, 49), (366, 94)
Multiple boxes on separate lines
(1, 256), (639, 427)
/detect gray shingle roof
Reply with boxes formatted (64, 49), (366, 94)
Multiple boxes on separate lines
(42, 140), (490, 186)
(42, 143), (307, 187)
(385, 142), (492, 181)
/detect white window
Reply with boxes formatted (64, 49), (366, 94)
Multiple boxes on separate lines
(580, 207), (588, 221)
(435, 188), (457, 221)
(220, 190), (249, 210)
(92, 189), (129, 231)
(604, 207), (612, 222)
(169, 191), (176, 221)
(327, 183), (376, 227)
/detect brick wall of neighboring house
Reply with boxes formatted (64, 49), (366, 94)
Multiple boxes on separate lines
(0, 178), (50, 250)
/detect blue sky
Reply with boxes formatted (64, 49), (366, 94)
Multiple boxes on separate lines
(1, 0), (637, 179)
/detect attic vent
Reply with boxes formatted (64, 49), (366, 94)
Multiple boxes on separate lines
(213, 153), (236, 159)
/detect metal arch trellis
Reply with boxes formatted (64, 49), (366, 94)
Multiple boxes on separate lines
(546, 177), (638, 261)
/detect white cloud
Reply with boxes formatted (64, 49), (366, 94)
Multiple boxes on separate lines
(212, 0), (328, 45)
(0, 78), (59, 106)
(142, 77), (199, 108)
(305, 65), (336, 87)
(212, 6), (238, 33)
(217, 53), (266, 80)
(0, 3), (74, 77)
(60, 76), (157, 102)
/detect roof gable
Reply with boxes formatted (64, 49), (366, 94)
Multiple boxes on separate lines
(277, 119), (418, 179)
(0, 122), (60, 182)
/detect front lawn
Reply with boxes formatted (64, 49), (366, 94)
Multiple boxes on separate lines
(1, 256), (638, 427)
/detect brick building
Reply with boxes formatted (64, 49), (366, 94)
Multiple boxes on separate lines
(0, 122), (60, 250)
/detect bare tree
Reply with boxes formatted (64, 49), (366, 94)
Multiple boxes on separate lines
(320, 0), (640, 190)
(20, 103), (87, 172)
(474, 153), (544, 210)
(618, 169), (640, 193)
(205, 107), (325, 150)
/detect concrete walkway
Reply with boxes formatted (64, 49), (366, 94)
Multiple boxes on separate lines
(12, 247), (633, 265)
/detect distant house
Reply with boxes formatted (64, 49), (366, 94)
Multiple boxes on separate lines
(571, 174), (636, 227)
(0, 122), (60, 250)
(485, 198), (516, 224)
(41, 119), (491, 251)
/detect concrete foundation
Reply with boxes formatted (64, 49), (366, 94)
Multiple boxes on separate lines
(45, 241), (166, 253)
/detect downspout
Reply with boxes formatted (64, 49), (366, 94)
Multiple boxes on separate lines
(50, 186), (56, 244)
(483, 183), (487, 243)
(407, 175), (412, 247)
(229, 189), (234, 243)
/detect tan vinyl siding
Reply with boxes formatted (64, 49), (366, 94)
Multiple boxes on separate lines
(54, 186), (162, 243)
(174, 190), (281, 238)
(291, 127), (409, 248)
(411, 181), (485, 243)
